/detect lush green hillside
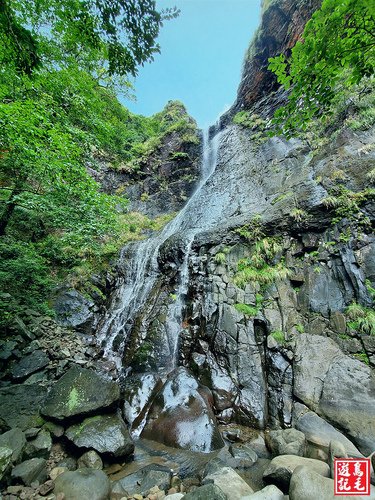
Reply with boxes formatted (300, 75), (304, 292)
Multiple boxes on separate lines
(0, 64), (196, 328)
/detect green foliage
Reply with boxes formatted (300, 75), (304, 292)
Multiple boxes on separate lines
(214, 252), (226, 265)
(366, 280), (375, 300)
(268, 0), (375, 136)
(0, 60), (192, 328)
(322, 186), (375, 231)
(290, 207), (308, 223)
(233, 111), (267, 130)
(295, 323), (305, 334)
(346, 302), (375, 336)
(0, 239), (54, 325)
(353, 353), (370, 366)
(170, 151), (189, 161)
(271, 330), (285, 344)
(235, 214), (265, 243)
(0, 0), (179, 81)
(234, 237), (290, 289)
(234, 303), (258, 316)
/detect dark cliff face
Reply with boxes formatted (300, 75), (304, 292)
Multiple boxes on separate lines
(235, 0), (321, 113)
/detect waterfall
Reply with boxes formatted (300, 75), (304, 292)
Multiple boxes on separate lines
(97, 125), (222, 373)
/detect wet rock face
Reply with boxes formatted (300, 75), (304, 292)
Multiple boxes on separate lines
(234, 0), (321, 113)
(41, 366), (120, 421)
(141, 367), (224, 453)
(123, 373), (163, 436)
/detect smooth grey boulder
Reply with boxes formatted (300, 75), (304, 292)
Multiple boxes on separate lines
(203, 466), (253, 500)
(263, 455), (330, 492)
(289, 466), (375, 500)
(77, 450), (103, 470)
(265, 429), (305, 457)
(10, 350), (49, 380)
(241, 484), (284, 500)
(0, 428), (26, 463)
(294, 334), (375, 455)
(11, 457), (47, 486)
(141, 367), (224, 452)
(165, 494), (184, 500)
(65, 413), (134, 458)
(0, 384), (47, 431)
(293, 403), (361, 461)
(53, 468), (111, 500)
(42, 366), (120, 420)
(24, 429), (52, 460)
(0, 447), (12, 481)
(182, 483), (228, 500)
(113, 464), (172, 497)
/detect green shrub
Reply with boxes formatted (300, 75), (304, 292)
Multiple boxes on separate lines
(234, 303), (258, 316)
(346, 302), (375, 335)
(271, 330), (285, 344)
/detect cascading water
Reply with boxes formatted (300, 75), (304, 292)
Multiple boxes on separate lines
(97, 126), (222, 374)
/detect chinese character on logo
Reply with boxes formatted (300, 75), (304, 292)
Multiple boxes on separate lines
(334, 458), (371, 496)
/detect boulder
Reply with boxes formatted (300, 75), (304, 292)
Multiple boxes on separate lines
(0, 384), (47, 431)
(0, 428), (26, 463)
(50, 466), (68, 481)
(294, 335), (375, 455)
(141, 367), (224, 452)
(182, 483), (227, 500)
(265, 429), (305, 457)
(289, 466), (375, 500)
(0, 447), (13, 481)
(77, 450), (103, 470)
(11, 458), (47, 486)
(42, 366), (120, 420)
(229, 443), (258, 467)
(241, 484), (284, 500)
(203, 466), (254, 499)
(57, 457), (77, 471)
(165, 494), (184, 500)
(113, 464), (172, 497)
(54, 289), (94, 330)
(293, 403), (361, 460)
(263, 455), (330, 492)
(24, 429), (51, 460)
(65, 413), (134, 458)
(10, 350), (49, 380)
(53, 468), (111, 500)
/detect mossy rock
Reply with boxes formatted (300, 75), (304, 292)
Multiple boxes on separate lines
(65, 413), (134, 458)
(41, 366), (120, 421)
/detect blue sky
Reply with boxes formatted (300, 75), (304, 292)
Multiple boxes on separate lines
(124, 0), (262, 128)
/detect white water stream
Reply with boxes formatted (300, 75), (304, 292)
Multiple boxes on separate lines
(97, 127), (222, 373)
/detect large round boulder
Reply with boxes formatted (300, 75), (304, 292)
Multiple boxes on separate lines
(42, 366), (120, 421)
(141, 367), (224, 453)
(65, 413), (134, 458)
(263, 455), (330, 492)
(53, 468), (111, 500)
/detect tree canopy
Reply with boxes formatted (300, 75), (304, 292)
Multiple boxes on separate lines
(268, 0), (375, 136)
(0, 0), (179, 80)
